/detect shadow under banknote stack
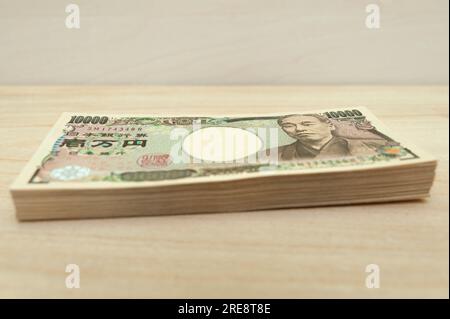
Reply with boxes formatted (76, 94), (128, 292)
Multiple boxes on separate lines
(10, 108), (437, 220)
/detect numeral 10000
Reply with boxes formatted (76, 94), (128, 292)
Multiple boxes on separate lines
(324, 109), (363, 119)
(68, 115), (109, 124)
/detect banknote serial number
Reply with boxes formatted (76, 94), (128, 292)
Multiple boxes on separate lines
(68, 115), (109, 125)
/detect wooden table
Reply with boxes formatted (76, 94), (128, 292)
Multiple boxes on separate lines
(0, 86), (448, 298)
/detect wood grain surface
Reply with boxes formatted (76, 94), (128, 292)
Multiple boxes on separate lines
(0, 0), (448, 85)
(0, 86), (448, 298)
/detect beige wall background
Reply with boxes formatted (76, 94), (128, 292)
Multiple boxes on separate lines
(0, 0), (448, 84)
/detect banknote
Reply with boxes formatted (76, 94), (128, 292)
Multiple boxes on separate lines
(25, 108), (422, 184)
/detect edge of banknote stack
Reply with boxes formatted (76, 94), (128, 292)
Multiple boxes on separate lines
(10, 108), (437, 221)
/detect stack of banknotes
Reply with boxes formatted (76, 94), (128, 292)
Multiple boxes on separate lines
(11, 107), (436, 220)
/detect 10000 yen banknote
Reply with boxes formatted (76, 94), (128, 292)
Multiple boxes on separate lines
(28, 108), (419, 184)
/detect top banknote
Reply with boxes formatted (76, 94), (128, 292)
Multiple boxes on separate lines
(21, 108), (433, 185)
